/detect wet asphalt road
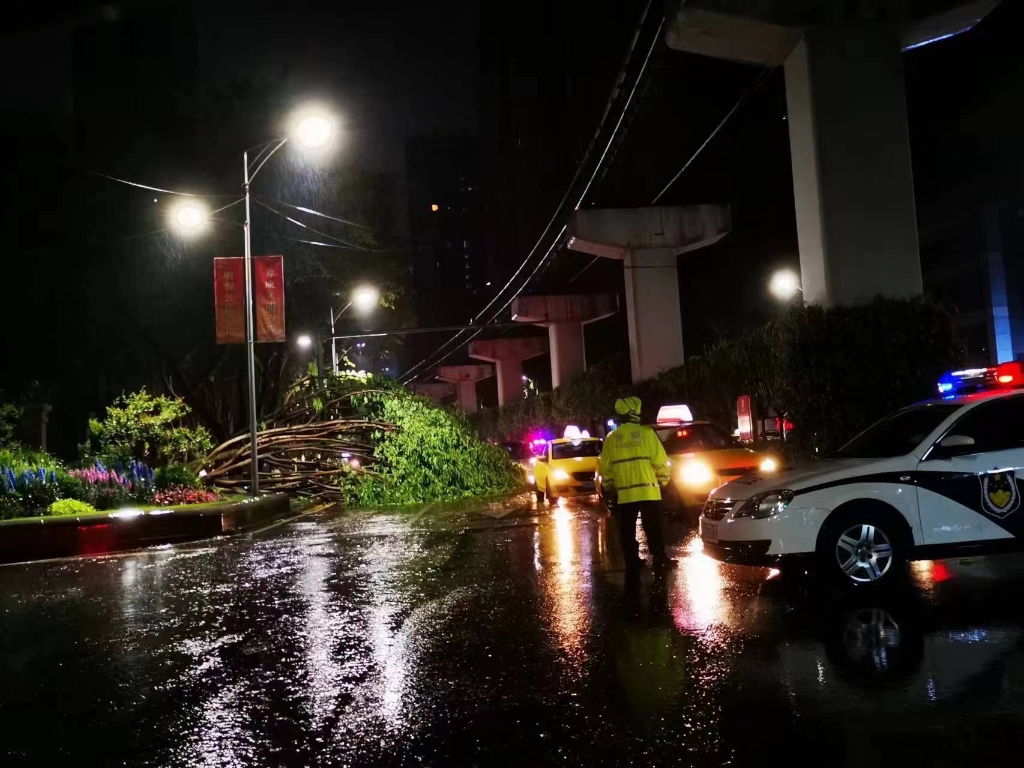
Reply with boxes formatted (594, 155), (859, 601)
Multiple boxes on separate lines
(4, 496), (1024, 766)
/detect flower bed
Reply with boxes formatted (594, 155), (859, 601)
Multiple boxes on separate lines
(0, 448), (220, 521)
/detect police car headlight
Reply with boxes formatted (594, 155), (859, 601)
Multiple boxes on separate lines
(734, 490), (794, 519)
(554, 469), (571, 481)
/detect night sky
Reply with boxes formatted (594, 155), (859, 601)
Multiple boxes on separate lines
(2, 0), (1023, 444)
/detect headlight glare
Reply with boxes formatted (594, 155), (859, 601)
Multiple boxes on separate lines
(759, 457), (779, 473)
(681, 461), (714, 487)
(554, 469), (571, 481)
(734, 490), (794, 519)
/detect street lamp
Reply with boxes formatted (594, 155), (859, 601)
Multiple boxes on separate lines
(296, 334), (313, 349)
(295, 115), (333, 149)
(769, 269), (802, 301)
(330, 285), (379, 374)
(169, 105), (336, 497)
(170, 201), (207, 232)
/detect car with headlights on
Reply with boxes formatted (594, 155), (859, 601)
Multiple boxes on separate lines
(655, 422), (778, 510)
(700, 362), (1024, 586)
(533, 437), (603, 502)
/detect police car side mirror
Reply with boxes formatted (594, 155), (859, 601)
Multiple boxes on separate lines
(940, 434), (975, 449)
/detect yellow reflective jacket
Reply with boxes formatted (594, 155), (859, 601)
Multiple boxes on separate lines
(599, 423), (670, 504)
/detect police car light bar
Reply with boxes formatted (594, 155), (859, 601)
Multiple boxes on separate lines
(938, 362), (1024, 396)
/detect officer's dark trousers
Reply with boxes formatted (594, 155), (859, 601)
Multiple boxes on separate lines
(614, 500), (667, 568)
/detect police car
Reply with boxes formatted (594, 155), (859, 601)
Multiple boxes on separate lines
(700, 361), (1024, 586)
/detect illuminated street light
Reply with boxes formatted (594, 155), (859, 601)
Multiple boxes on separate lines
(769, 269), (802, 301)
(351, 285), (380, 313)
(297, 334), (313, 349)
(295, 114), (333, 148)
(171, 201), (207, 232)
(330, 285), (380, 374)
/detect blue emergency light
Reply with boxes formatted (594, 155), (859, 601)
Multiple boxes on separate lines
(938, 362), (1024, 396)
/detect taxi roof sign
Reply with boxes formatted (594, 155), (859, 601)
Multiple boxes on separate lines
(656, 404), (694, 424)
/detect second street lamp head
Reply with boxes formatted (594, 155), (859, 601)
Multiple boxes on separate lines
(296, 334), (313, 349)
(294, 113), (334, 149)
(351, 286), (379, 313)
(769, 269), (801, 301)
(171, 201), (207, 232)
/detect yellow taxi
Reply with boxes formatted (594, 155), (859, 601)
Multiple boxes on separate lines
(533, 435), (603, 503)
(654, 421), (778, 509)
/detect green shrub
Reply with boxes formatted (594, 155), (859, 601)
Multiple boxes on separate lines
(0, 445), (62, 473)
(155, 464), (201, 490)
(48, 499), (98, 516)
(84, 389), (214, 466)
(0, 400), (21, 446)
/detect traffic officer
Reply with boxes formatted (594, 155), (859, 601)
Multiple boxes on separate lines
(599, 396), (675, 574)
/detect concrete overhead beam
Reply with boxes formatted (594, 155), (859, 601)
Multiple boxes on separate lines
(568, 205), (731, 260)
(411, 382), (455, 406)
(436, 364), (494, 414)
(468, 337), (548, 406)
(664, 0), (1001, 62)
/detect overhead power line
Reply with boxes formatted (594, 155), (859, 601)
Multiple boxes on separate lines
(252, 197), (369, 250)
(567, 63), (779, 286)
(399, 1), (663, 383)
(81, 168), (237, 198)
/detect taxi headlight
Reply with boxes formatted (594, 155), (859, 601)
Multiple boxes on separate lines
(554, 469), (571, 481)
(734, 490), (794, 519)
(759, 457), (779, 473)
(681, 461), (714, 487)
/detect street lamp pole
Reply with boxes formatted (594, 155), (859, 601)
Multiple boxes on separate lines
(170, 108), (335, 497)
(330, 301), (353, 375)
(243, 151), (260, 496)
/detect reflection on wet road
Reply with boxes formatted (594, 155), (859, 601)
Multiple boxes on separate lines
(4, 495), (1024, 765)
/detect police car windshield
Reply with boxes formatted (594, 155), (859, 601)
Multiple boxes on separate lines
(832, 404), (961, 458)
(661, 423), (739, 453)
(552, 440), (602, 460)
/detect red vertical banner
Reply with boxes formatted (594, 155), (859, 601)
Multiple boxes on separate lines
(736, 394), (753, 442)
(254, 255), (286, 343)
(213, 257), (245, 344)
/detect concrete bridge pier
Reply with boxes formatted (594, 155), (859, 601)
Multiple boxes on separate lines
(663, 1), (1000, 306)
(468, 337), (548, 406)
(436, 364), (494, 414)
(511, 294), (618, 388)
(567, 205), (731, 383)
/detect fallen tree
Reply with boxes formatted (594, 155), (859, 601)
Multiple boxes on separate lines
(203, 371), (519, 504)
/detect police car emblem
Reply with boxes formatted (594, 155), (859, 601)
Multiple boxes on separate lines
(980, 471), (1020, 518)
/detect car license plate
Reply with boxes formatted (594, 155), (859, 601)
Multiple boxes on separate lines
(702, 520), (718, 544)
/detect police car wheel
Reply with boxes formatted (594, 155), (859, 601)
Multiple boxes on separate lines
(820, 508), (906, 586)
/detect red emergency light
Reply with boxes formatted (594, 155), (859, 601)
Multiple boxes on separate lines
(996, 361), (1023, 386)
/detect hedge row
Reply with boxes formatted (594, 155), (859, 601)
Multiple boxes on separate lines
(471, 297), (964, 454)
